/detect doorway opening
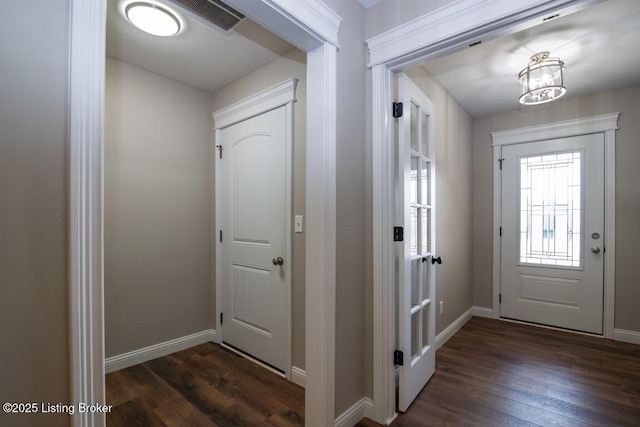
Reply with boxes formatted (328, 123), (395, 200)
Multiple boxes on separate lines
(68, 0), (341, 425)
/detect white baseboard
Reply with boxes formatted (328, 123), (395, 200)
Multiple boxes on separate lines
(436, 307), (473, 350)
(105, 329), (217, 373)
(334, 397), (374, 427)
(291, 366), (306, 388)
(614, 328), (640, 345)
(472, 306), (494, 318)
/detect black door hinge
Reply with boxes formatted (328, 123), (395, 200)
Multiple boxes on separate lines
(220, 312), (223, 325)
(499, 226), (502, 237)
(393, 226), (404, 242)
(216, 144), (223, 159)
(498, 158), (504, 170)
(393, 102), (403, 118)
(499, 294), (502, 304)
(394, 350), (404, 366)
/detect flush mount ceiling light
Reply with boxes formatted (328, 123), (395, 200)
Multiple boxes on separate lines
(518, 51), (566, 105)
(126, 2), (181, 37)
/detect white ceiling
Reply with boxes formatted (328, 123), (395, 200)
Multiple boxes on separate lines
(419, 0), (640, 118)
(108, 0), (640, 118)
(357, 0), (383, 8)
(106, 0), (295, 94)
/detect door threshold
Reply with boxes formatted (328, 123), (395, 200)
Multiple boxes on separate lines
(499, 317), (604, 338)
(221, 342), (286, 378)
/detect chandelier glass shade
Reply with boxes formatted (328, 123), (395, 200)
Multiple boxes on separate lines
(518, 52), (566, 105)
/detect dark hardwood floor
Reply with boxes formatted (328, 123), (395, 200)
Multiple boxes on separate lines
(359, 317), (640, 427)
(106, 342), (304, 426)
(107, 317), (640, 426)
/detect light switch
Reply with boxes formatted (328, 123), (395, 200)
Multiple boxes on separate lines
(294, 215), (303, 233)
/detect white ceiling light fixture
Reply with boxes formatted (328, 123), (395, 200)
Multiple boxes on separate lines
(126, 2), (181, 37)
(518, 51), (566, 105)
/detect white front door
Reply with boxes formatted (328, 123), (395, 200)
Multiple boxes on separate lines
(397, 73), (436, 412)
(219, 105), (290, 372)
(500, 134), (605, 334)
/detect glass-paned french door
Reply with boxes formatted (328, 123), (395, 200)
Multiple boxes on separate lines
(397, 73), (436, 412)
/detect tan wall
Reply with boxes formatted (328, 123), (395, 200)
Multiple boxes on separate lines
(323, 0), (368, 415)
(104, 58), (215, 357)
(211, 48), (307, 369)
(0, 1), (71, 426)
(404, 67), (475, 335)
(472, 85), (640, 332)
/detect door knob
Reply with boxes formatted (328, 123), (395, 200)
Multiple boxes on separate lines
(431, 256), (442, 265)
(272, 256), (284, 266)
(590, 246), (601, 254)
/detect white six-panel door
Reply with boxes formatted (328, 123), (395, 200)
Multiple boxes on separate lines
(500, 134), (605, 334)
(397, 73), (436, 412)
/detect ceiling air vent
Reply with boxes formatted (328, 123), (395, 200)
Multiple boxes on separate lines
(166, 0), (246, 32)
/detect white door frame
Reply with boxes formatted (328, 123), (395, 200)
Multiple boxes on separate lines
(68, 1), (341, 426)
(367, 0), (602, 424)
(213, 78), (297, 379)
(491, 113), (619, 338)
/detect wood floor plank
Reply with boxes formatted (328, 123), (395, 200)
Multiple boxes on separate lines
(106, 341), (304, 427)
(106, 398), (167, 427)
(107, 317), (640, 427)
(153, 398), (218, 427)
(357, 317), (640, 427)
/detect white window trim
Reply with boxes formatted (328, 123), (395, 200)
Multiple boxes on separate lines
(491, 113), (620, 339)
(367, 0), (600, 424)
(68, 1), (341, 426)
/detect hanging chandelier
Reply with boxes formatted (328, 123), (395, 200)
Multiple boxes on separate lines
(518, 52), (566, 105)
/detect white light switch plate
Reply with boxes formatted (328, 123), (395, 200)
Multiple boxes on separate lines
(294, 215), (303, 233)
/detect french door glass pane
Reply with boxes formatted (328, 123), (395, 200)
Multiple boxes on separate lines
(420, 208), (429, 255)
(411, 259), (419, 307)
(411, 312), (419, 358)
(420, 160), (429, 205)
(410, 207), (418, 256)
(421, 306), (429, 351)
(421, 111), (429, 156)
(411, 102), (419, 151)
(421, 261), (430, 300)
(410, 156), (419, 204)
(519, 151), (582, 267)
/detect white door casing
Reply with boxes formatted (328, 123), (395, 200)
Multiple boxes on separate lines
(214, 78), (296, 378)
(69, 0), (341, 425)
(500, 135), (604, 334)
(397, 73), (436, 412)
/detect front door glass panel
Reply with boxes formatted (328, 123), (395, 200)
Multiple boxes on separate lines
(518, 151), (582, 268)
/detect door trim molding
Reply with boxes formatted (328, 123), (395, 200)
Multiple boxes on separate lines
(491, 113), (620, 338)
(69, 0), (340, 425)
(213, 78), (297, 380)
(368, 0), (602, 423)
(213, 78), (298, 129)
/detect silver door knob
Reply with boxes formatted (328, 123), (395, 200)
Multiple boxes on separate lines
(591, 246), (601, 254)
(272, 256), (284, 266)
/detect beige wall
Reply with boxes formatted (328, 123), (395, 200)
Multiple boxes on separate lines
(105, 58), (214, 357)
(472, 85), (640, 332)
(321, 0), (369, 416)
(211, 48), (307, 369)
(404, 67), (475, 335)
(0, 1), (70, 427)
